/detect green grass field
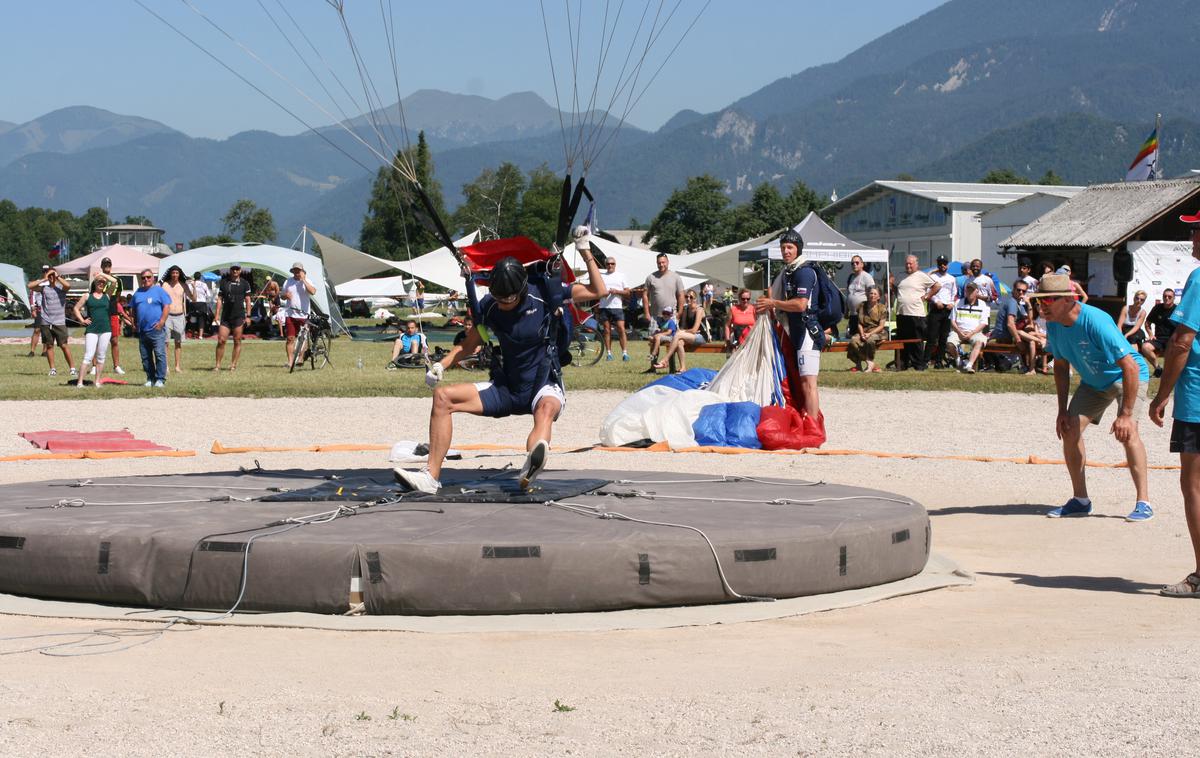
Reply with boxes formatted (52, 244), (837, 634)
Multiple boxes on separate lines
(0, 325), (1094, 401)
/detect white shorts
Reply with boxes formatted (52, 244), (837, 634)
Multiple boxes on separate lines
(795, 329), (820, 377)
(948, 331), (987, 349)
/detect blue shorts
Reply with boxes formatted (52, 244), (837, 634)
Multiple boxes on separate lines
(475, 378), (565, 419)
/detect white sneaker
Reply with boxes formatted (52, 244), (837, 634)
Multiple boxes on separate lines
(392, 467), (440, 494)
(69, 367), (78, 377)
(90, 366), (96, 375)
(153, 380), (165, 388)
(519, 439), (549, 490)
(48, 368), (57, 377)
(143, 381), (152, 387)
(115, 365), (126, 375)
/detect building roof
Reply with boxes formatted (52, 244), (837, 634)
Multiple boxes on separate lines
(98, 224), (165, 232)
(823, 180), (1084, 217)
(999, 178), (1200, 249)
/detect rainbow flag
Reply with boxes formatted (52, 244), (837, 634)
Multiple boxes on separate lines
(1126, 126), (1159, 181)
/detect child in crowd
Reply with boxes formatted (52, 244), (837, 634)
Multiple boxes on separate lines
(647, 306), (678, 367)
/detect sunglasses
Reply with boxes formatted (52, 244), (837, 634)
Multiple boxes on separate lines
(140, 275), (154, 280)
(1014, 289), (1028, 294)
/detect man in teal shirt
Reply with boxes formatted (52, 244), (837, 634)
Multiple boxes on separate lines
(1032, 273), (1152, 521)
(1149, 213), (1200, 596)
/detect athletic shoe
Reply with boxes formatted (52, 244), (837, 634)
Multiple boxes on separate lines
(393, 467), (440, 494)
(1153, 366), (1163, 378)
(1125, 501), (1154, 522)
(153, 380), (165, 388)
(89, 366), (96, 375)
(1047, 497), (1092, 518)
(385, 360), (399, 371)
(519, 439), (549, 490)
(69, 367), (78, 377)
(622, 352), (630, 362)
(25, 351), (34, 357)
(115, 365), (125, 375)
(606, 351), (613, 361)
(143, 381), (152, 387)
(48, 368), (57, 377)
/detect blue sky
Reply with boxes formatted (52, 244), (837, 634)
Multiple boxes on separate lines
(4, 0), (945, 138)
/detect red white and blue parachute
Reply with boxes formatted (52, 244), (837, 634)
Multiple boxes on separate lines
(600, 315), (828, 450)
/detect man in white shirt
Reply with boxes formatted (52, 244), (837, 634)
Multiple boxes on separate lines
(925, 255), (958, 369)
(1018, 258), (1038, 292)
(282, 261), (317, 367)
(598, 257), (630, 361)
(895, 255), (940, 371)
(970, 258), (996, 302)
(948, 282), (990, 373)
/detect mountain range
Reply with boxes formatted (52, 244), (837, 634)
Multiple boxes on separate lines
(2, 0), (1198, 247)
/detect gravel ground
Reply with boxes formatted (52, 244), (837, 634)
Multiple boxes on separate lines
(0, 389), (1197, 756)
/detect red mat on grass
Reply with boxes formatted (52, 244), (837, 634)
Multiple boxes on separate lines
(19, 430), (172, 453)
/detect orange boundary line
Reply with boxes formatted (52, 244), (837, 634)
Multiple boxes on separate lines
(0, 450), (195, 462)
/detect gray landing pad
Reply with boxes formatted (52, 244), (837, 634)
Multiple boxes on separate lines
(0, 468), (930, 615)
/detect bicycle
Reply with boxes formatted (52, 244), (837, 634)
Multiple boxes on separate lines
(565, 304), (604, 367)
(289, 312), (332, 372)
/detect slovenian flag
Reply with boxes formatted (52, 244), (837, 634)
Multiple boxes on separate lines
(1126, 126), (1159, 181)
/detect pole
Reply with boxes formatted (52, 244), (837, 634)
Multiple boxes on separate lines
(1155, 113), (1163, 179)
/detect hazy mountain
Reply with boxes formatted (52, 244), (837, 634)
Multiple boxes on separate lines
(0, 106), (178, 167)
(2, 0), (1197, 246)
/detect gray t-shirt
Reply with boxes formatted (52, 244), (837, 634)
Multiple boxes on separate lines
(644, 270), (684, 315)
(846, 270), (875, 312)
(39, 283), (68, 325)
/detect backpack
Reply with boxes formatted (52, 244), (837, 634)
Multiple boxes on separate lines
(805, 262), (846, 330)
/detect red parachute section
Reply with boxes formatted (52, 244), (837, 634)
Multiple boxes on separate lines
(458, 236), (587, 325)
(757, 325), (827, 449)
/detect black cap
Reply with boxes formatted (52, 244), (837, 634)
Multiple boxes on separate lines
(936, 255), (948, 265)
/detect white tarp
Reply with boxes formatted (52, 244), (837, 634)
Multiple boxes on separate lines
(1090, 241), (1200, 305)
(309, 228), (479, 286)
(0, 262), (31, 312)
(566, 237), (707, 290)
(164, 243), (333, 314)
(387, 232), (482, 292)
(335, 275), (413, 299)
(676, 230), (784, 287)
(745, 212), (889, 263)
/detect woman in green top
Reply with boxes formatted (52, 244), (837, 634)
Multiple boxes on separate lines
(71, 279), (113, 388)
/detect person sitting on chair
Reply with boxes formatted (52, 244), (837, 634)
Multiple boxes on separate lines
(658, 291), (707, 372)
(388, 320), (427, 368)
(393, 236), (606, 495)
(725, 289), (756, 349)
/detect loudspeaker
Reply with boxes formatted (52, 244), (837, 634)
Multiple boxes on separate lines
(1113, 250), (1133, 283)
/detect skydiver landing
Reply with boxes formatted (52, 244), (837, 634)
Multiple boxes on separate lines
(393, 235), (607, 494)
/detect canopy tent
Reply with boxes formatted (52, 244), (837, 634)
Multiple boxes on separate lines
(0, 262), (31, 312)
(385, 232), (491, 292)
(567, 237), (707, 290)
(675, 230), (784, 287)
(335, 275), (413, 299)
(53, 244), (161, 279)
(306, 228), (479, 287)
(163, 243), (344, 333)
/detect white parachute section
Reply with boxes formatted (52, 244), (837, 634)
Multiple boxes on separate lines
(599, 315), (787, 449)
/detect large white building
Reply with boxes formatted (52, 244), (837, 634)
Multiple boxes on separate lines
(822, 180), (1082, 272)
(980, 190), (1082, 280)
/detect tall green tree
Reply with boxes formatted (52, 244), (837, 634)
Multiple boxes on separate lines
(122, 214), (155, 226)
(727, 183), (787, 242)
(781, 179), (824, 225)
(453, 162), (527, 241)
(360, 131), (447, 260)
(1038, 170), (1065, 186)
(517, 164), (562, 247)
(642, 174), (730, 255)
(222, 199), (276, 242)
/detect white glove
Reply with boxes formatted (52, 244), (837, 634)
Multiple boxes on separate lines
(572, 225), (591, 253)
(425, 362), (444, 388)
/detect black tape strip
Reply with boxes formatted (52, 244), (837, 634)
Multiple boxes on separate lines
(892, 529), (911, 544)
(482, 546), (541, 559)
(638, 553), (651, 585)
(839, 546), (847, 576)
(365, 551), (383, 584)
(734, 548), (777, 562)
(925, 524), (932, 556)
(199, 541), (247, 553)
(97, 541), (110, 575)
(0, 536), (26, 550)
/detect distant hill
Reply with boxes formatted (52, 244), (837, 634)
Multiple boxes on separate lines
(2, 0), (1198, 246)
(0, 120), (15, 137)
(0, 106), (178, 167)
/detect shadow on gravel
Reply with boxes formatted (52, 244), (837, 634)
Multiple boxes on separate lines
(928, 504), (1126, 519)
(979, 571), (1162, 595)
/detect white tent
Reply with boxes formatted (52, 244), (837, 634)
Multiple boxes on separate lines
(0, 262), (31, 312)
(164, 243), (334, 315)
(568, 237), (707, 290)
(386, 232), (484, 292)
(335, 275), (413, 299)
(675, 230), (783, 287)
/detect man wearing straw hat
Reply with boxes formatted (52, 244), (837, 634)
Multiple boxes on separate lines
(1031, 272), (1153, 522)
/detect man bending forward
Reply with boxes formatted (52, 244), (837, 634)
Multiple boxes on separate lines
(394, 241), (606, 494)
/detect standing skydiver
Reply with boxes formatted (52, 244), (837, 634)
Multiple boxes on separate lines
(393, 229), (607, 494)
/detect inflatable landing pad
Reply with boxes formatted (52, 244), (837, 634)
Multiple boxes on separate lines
(0, 468), (930, 615)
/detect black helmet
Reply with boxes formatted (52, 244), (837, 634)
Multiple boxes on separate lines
(489, 256), (528, 300)
(779, 229), (804, 250)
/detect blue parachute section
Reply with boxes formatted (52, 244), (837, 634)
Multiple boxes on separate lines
(646, 368), (717, 392)
(692, 402), (763, 449)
